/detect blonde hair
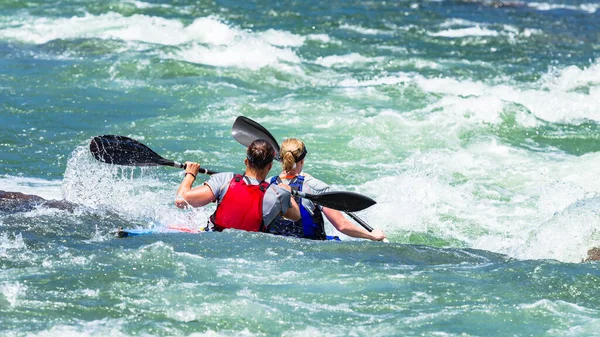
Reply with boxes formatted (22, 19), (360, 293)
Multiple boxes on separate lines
(280, 138), (306, 172)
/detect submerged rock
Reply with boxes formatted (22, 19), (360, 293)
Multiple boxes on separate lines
(0, 190), (75, 213)
(584, 247), (600, 262)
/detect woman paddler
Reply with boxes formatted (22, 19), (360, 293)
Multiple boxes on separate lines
(268, 138), (387, 241)
(175, 139), (300, 232)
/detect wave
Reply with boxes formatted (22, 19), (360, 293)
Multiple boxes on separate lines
(0, 13), (307, 71)
(333, 60), (600, 126)
(528, 2), (599, 14)
(0, 175), (63, 200)
(359, 149), (600, 262)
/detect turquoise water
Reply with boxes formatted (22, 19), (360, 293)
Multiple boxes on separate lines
(2, 0), (600, 335)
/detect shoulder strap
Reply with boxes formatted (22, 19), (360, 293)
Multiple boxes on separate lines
(238, 174), (269, 192)
(242, 175), (251, 185)
(269, 175), (304, 193)
(259, 180), (270, 192)
(295, 175), (305, 192)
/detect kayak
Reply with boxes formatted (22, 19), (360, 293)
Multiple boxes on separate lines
(115, 224), (204, 237)
(115, 224), (341, 240)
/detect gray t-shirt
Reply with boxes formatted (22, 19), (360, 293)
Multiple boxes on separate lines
(205, 172), (293, 227)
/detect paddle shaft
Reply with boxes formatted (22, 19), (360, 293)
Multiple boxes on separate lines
(346, 212), (373, 231)
(172, 161), (218, 176)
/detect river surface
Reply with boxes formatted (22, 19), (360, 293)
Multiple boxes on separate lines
(1, 0), (600, 336)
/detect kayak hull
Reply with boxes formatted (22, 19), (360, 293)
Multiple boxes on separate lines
(115, 225), (341, 240)
(116, 224), (204, 237)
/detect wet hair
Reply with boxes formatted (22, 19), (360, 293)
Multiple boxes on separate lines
(280, 138), (307, 172)
(246, 139), (275, 170)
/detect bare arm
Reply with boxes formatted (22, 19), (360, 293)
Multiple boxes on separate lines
(284, 195), (301, 221)
(322, 207), (386, 241)
(276, 183), (301, 221)
(175, 162), (217, 208)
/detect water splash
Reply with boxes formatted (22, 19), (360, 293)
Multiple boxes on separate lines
(61, 145), (212, 229)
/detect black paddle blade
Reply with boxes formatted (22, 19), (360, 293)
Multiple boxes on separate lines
(232, 116), (281, 161)
(304, 191), (377, 212)
(89, 135), (175, 167)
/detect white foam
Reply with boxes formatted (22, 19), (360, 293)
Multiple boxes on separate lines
(411, 61), (600, 124)
(540, 63), (600, 92)
(0, 281), (27, 307)
(183, 16), (239, 45)
(124, 0), (173, 9)
(61, 146), (213, 227)
(169, 40), (301, 70)
(528, 2), (599, 14)
(429, 20), (541, 39)
(358, 132), (600, 262)
(307, 34), (334, 43)
(514, 196), (600, 262)
(315, 53), (384, 68)
(300, 58), (597, 130)
(0, 175), (63, 200)
(0, 232), (27, 256)
(257, 29), (306, 47)
(21, 319), (132, 337)
(429, 26), (500, 38)
(0, 12), (188, 45)
(339, 24), (393, 36)
(338, 74), (412, 87)
(439, 18), (480, 28)
(165, 17), (303, 70)
(0, 13), (305, 71)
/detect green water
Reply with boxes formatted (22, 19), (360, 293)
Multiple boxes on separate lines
(1, 0), (600, 335)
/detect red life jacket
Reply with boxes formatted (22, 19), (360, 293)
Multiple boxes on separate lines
(210, 174), (270, 232)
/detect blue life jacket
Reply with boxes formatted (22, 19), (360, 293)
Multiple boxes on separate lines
(269, 175), (327, 240)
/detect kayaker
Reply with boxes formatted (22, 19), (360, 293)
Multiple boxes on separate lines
(269, 138), (387, 241)
(175, 139), (300, 232)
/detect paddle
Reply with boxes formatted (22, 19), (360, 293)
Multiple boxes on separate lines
(89, 135), (375, 212)
(89, 135), (217, 174)
(291, 190), (375, 213)
(231, 117), (281, 162)
(231, 116), (380, 234)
